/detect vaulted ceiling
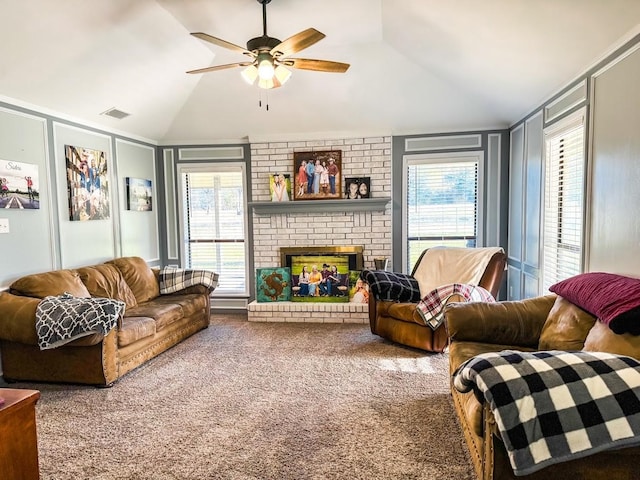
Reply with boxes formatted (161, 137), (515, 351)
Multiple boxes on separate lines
(1, 0), (639, 144)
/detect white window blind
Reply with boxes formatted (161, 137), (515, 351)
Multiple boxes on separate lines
(542, 113), (585, 291)
(181, 166), (247, 295)
(405, 156), (480, 271)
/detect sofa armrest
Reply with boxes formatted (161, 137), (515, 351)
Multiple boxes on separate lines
(445, 295), (556, 348)
(0, 292), (40, 345)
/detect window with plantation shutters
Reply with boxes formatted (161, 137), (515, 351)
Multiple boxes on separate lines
(403, 152), (483, 272)
(542, 111), (586, 292)
(179, 164), (248, 296)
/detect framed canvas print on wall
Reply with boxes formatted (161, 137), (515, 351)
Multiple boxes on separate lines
(345, 177), (370, 199)
(125, 177), (153, 211)
(65, 145), (110, 221)
(256, 267), (291, 302)
(0, 159), (40, 209)
(269, 173), (291, 202)
(293, 150), (342, 200)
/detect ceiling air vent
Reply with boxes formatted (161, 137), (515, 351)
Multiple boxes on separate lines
(100, 107), (130, 120)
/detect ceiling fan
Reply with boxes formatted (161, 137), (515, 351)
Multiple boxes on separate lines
(187, 0), (350, 89)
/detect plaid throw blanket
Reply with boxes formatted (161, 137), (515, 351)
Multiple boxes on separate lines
(416, 283), (494, 330)
(361, 270), (421, 303)
(36, 293), (125, 350)
(453, 350), (640, 476)
(159, 266), (219, 295)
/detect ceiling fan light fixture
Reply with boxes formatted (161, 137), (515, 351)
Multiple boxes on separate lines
(258, 76), (282, 89)
(241, 64), (259, 85)
(274, 65), (292, 85)
(257, 54), (275, 80)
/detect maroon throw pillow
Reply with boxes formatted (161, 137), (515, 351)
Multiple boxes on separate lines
(549, 272), (640, 335)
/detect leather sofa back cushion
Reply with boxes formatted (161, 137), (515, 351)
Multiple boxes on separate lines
(77, 264), (138, 309)
(538, 296), (596, 351)
(583, 320), (640, 360)
(10, 270), (91, 299)
(107, 257), (159, 304)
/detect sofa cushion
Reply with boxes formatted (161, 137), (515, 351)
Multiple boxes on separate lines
(538, 296), (597, 350)
(77, 264), (138, 309)
(124, 302), (182, 331)
(118, 316), (156, 347)
(549, 272), (640, 334)
(10, 270), (91, 299)
(152, 294), (207, 318)
(107, 257), (159, 304)
(583, 321), (640, 360)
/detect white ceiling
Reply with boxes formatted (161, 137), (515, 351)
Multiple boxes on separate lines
(1, 0), (639, 145)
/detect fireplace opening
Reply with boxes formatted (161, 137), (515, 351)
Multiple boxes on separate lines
(280, 246), (364, 301)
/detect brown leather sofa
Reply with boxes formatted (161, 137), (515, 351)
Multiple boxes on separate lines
(367, 247), (506, 352)
(446, 294), (640, 479)
(0, 257), (212, 386)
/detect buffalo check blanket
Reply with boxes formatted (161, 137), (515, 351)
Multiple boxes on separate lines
(36, 293), (125, 350)
(416, 283), (494, 330)
(159, 266), (219, 295)
(453, 350), (640, 476)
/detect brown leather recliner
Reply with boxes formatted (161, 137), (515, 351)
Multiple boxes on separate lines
(366, 247), (506, 352)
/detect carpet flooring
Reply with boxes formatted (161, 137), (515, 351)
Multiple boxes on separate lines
(9, 313), (475, 480)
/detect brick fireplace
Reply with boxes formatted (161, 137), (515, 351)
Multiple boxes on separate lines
(247, 135), (392, 323)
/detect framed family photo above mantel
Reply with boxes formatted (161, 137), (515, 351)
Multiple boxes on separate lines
(293, 150), (342, 201)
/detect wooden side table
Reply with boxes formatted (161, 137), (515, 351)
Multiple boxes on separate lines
(0, 389), (41, 480)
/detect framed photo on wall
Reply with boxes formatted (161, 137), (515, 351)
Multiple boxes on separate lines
(344, 177), (370, 199)
(0, 159), (40, 209)
(125, 177), (153, 211)
(293, 150), (342, 200)
(65, 145), (110, 221)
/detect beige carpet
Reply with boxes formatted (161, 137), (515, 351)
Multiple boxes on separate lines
(13, 313), (474, 479)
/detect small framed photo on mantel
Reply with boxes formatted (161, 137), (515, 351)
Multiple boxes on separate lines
(344, 177), (370, 199)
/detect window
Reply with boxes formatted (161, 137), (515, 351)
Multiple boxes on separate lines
(178, 163), (248, 296)
(403, 152), (483, 271)
(542, 111), (586, 291)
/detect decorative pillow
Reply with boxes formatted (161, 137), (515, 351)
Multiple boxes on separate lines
(361, 270), (421, 303)
(416, 283), (495, 330)
(549, 272), (640, 335)
(538, 295), (597, 350)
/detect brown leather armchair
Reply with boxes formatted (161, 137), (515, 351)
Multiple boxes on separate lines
(366, 247), (506, 352)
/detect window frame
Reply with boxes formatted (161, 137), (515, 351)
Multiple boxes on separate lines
(540, 108), (587, 292)
(176, 161), (250, 297)
(401, 151), (485, 273)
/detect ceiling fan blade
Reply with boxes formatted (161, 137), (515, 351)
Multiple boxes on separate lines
(286, 58), (350, 73)
(186, 62), (253, 74)
(271, 28), (325, 58)
(191, 32), (254, 57)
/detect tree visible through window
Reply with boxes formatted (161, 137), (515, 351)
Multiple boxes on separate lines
(404, 153), (481, 271)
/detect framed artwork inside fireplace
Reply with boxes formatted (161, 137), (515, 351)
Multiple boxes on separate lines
(256, 267), (291, 302)
(293, 150), (342, 200)
(345, 177), (370, 199)
(290, 254), (350, 302)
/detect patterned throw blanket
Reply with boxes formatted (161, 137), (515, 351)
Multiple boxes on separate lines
(453, 350), (640, 476)
(159, 266), (219, 295)
(416, 283), (494, 330)
(36, 293), (125, 350)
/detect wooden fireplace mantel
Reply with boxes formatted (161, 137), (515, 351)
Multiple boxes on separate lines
(248, 197), (391, 215)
